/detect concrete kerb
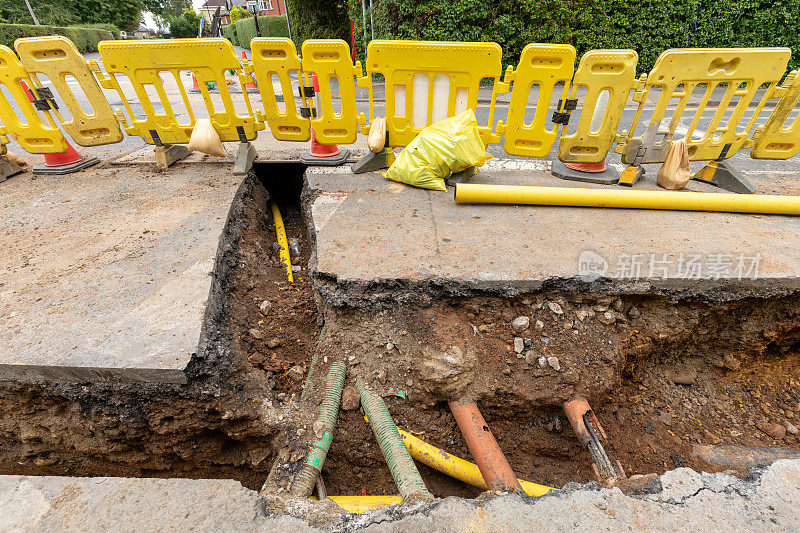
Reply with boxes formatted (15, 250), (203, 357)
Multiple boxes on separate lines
(2, 460), (799, 530)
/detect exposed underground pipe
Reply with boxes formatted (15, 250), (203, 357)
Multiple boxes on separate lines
(692, 444), (800, 471)
(399, 428), (553, 496)
(261, 326), (328, 495)
(315, 475), (327, 499)
(356, 376), (434, 502)
(270, 200), (294, 282)
(290, 359), (346, 497)
(563, 397), (618, 487)
(311, 495), (403, 513)
(448, 400), (523, 493)
(454, 183), (800, 216)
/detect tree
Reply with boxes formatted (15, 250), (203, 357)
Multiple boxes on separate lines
(71, 0), (144, 31)
(0, 0), (79, 25)
(169, 8), (201, 38)
(229, 6), (248, 23)
(144, 0), (192, 26)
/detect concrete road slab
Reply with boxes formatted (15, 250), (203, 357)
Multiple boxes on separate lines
(2, 460), (799, 531)
(308, 159), (800, 301)
(0, 475), (279, 533)
(0, 164), (241, 383)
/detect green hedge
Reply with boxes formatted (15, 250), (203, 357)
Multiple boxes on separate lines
(222, 22), (238, 46)
(232, 15), (290, 49)
(0, 23), (115, 53)
(349, 0), (800, 73)
(75, 23), (121, 40)
(285, 0), (349, 51)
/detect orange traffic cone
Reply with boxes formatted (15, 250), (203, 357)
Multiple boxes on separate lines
(241, 51), (258, 91)
(565, 161), (608, 173)
(301, 73), (349, 166)
(552, 159), (618, 184)
(192, 73), (200, 90)
(19, 80), (99, 175)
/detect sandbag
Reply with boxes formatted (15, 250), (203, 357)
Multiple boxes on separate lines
(368, 117), (387, 153)
(384, 110), (490, 191)
(657, 139), (691, 190)
(4, 152), (27, 166)
(188, 119), (226, 157)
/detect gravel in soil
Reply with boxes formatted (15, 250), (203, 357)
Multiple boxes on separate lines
(245, 167), (800, 497)
(241, 173), (320, 399)
(311, 296), (800, 496)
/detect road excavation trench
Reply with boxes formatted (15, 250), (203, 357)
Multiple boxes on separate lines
(1, 163), (798, 501)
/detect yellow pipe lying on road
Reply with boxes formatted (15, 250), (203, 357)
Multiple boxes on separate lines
(270, 200), (294, 282)
(311, 495), (403, 513)
(454, 183), (800, 215)
(399, 428), (554, 497)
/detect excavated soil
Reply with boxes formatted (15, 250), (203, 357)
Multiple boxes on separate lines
(317, 295), (800, 495)
(0, 166), (317, 489)
(0, 163), (798, 502)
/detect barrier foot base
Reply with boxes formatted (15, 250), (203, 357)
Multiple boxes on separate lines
(33, 157), (99, 175)
(301, 148), (350, 167)
(352, 148), (394, 174)
(233, 142), (257, 176)
(446, 165), (477, 187)
(0, 158), (24, 183)
(618, 165), (644, 187)
(691, 160), (755, 194)
(155, 144), (191, 170)
(552, 159), (619, 185)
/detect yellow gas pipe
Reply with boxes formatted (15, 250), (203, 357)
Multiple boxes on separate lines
(399, 428), (554, 497)
(454, 183), (800, 215)
(270, 200), (294, 282)
(311, 495), (403, 513)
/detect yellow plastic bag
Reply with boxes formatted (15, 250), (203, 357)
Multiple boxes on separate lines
(384, 110), (490, 191)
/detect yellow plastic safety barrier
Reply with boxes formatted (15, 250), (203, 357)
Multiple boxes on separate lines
(302, 39), (362, 145)
(97, 38), (262, 145)
(15, 36), (123, 147)
(557, 49), (638, 164)
(360, 40), (506, 147)
(249, 38), (311, 142)
(751, 70), (800, 159)
(617, 47), (791, 165)
(0, 45), (67, 154)
(503, 43), (576, 158)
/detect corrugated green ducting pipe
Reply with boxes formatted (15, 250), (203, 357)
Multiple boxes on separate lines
(290, 359), (346, 497)
(356, 376), (434, 502)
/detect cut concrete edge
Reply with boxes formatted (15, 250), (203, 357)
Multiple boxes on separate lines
(2, 460), (798, 531)
(303, 163), (800, 308)
(310, 267), (800, 309)
(0, 171), (255, 387)
(0, 364), (187, 384)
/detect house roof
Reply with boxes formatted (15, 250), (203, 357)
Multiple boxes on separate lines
(199, 0), (230, 11)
